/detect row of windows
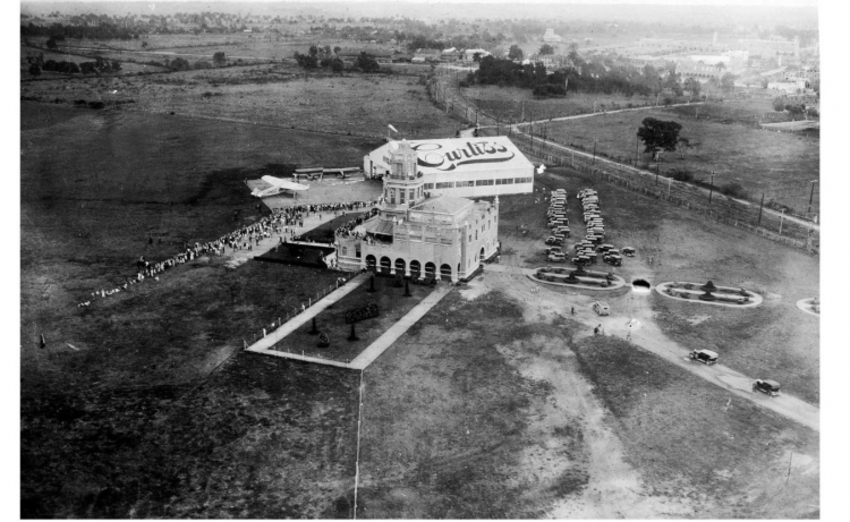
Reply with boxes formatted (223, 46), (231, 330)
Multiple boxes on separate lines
(426, 177), (535, 189)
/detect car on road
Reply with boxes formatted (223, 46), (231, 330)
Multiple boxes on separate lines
(753, 379), (781, 396)
(592, 301), (610, 316)
(689, 349), (718, 365)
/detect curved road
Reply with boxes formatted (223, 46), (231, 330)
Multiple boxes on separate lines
(484, 264), (819, 432)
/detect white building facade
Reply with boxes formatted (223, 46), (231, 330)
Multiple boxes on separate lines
(341, 141), (500, 283)
(364, 136), (534, 198)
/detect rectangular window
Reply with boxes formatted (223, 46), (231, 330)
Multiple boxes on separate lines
(436, 182), (455, 189)
(409, 189), (415, 201)
(400, 189), (405, 203)
(424, 183), (435, 190)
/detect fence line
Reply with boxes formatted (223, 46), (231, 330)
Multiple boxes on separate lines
(426, 71), (818, 254)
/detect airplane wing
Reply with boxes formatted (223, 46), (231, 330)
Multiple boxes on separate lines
(261, 175), (309, 191)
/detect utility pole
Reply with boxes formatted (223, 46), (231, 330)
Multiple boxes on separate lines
(708, 171), (716, 204)
(757, 193), (765, 226)
(807, 179), (818, 216)
(635, 134), (639, 165)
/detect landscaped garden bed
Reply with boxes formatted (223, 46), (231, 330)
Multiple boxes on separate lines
(529, 266), (626, 290)
(270, 274), (433, 362)
(655, 280), (763, 307)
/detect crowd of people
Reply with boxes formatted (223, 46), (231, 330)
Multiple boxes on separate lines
(334, 207), (380, 238)
(76, 198), (380, 308)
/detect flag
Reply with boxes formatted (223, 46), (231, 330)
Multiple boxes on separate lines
(387, 124), (398, 133)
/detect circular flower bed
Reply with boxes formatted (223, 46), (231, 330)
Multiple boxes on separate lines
(657, 281), (763, 308)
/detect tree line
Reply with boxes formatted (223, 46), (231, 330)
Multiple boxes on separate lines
(465, 52), (733, 98)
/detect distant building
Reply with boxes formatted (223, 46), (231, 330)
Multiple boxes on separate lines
(337, 47), (394, 64)
(462, 48), (491, 62)
(543, 28), (563, 44)
(412, 48), (442, 63)
(364, 136), (535, 199)
(338, 141), (500, 282)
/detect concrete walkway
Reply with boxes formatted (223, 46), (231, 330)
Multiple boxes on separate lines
(349, 284), (454, 369)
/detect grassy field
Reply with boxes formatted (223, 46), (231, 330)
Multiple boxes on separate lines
(570, 335), (819, 518)
(461, 84), (662, 122)
(21, 63), (459, 139)
(496, 168), (819, 404)
(543, 108), (820, 214)
(358, 290), (589, 518)
(22, 355), (361, 518)
(19, 101), (377, 516)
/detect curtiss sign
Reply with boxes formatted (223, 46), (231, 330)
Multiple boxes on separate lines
(412, 140), (515, 172)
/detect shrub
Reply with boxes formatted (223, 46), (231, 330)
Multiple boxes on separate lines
(669, 169), (694, 182)
(88, 101), (105, 109)
(719, 182), (748, 200)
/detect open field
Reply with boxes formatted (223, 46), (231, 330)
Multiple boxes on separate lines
(571, 334), (818, 518)
(496, 168), (819, 404)
(22, 63), (459, 139)
(542, 109), (820, 215)
(20, 102), (376, 516)
(22, 354), (361, 518)
(356, 282), (818, 518)
(358, 290), (588, 518)
(460, 84), (662, 122)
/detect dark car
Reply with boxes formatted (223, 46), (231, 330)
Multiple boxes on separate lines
(753, 379), (781, 396)
(689, 349), (718, 365)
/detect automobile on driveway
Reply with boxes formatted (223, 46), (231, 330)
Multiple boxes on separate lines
(689, 349), (718, 365)
(753, 379), (781, 396)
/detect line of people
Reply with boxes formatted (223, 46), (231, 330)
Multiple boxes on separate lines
(77, 198), (379, 308)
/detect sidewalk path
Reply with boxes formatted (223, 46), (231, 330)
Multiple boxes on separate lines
(349, 284), (453, 369)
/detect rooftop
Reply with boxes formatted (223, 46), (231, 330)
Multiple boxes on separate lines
(412, 195), (473, 216)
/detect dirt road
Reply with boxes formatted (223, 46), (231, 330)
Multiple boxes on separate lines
(478, 266), (819, 432)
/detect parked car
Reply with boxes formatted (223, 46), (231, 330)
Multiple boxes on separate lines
(753, 379), (781, 396)
(689, 349), (718, 365)
(603, 254), (622, 266)
(622, 246), (636, 257)
(592, 301), (610, 316)
(548, 252), (566, 262)
(545, 236), (561, 245)
(597, 243), (615, 253)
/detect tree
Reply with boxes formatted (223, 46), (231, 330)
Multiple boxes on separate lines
(772, 96), (787, 112)
(213, 51), (226, 67)
(331, 58), (344, 73)
(637, 117), (682, 159)
(29, 63), (41, 76)
(508, 44), (523, 61)
(46, 37), (57, 50)
(539, 44), (555, 55)
(683, 77), (700, 97)
(720, 72), (735, 92)
(356, 52), (380, 72)
(141, 41), (148, 48)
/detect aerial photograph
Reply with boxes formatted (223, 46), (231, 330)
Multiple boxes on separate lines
(19, 0), (824, 518)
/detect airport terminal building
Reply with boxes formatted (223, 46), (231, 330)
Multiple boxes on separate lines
(363, 136), (534, 198)
(339, 140), (499, 282)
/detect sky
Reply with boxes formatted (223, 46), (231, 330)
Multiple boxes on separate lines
(17, 0), (822, 5)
